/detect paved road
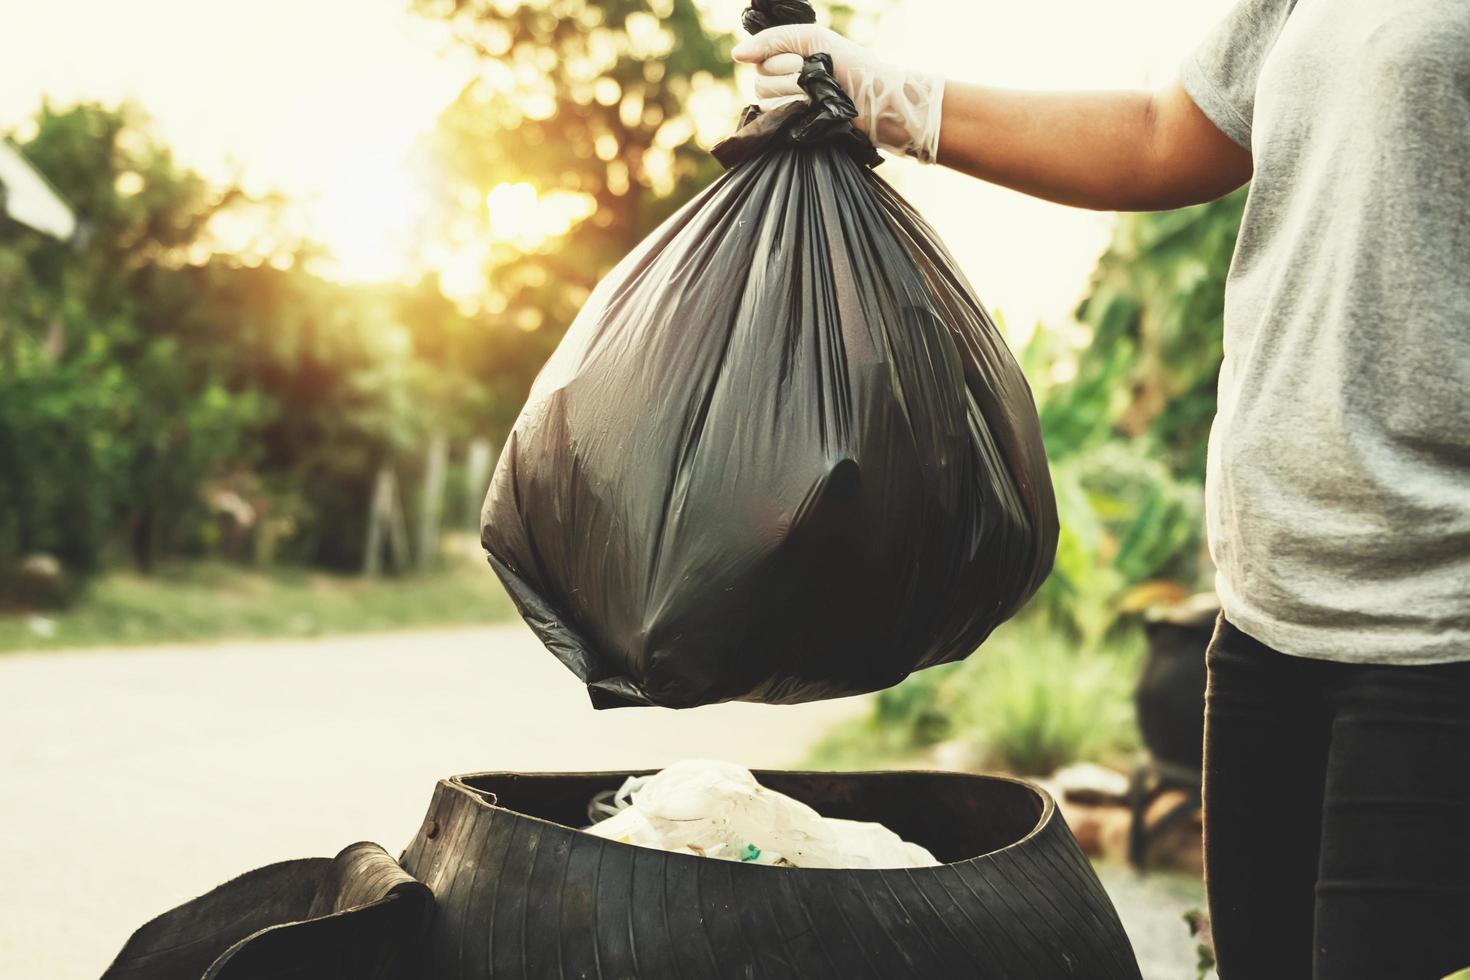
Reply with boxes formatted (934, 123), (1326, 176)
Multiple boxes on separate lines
(0, 623), (1205, 979)
(1100, 865), (1211, 980)
(0, 624), (869, 979)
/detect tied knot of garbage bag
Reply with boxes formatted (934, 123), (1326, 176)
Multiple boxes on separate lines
(785, 53), (876, 158)
(741, 0), (816, 35)
(714, 53), (881, 169)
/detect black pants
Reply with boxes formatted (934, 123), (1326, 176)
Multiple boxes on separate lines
(1204, 616), (1470, 980)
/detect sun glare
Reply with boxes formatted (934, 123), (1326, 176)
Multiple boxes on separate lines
(426, 183), (598, 309)
(308, 173), (598, 297)
(486, 182), (598, 248)
(312, 156), (434, 284)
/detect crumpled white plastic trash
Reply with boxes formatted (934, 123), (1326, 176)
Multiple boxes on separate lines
(583, 759), (939, 869)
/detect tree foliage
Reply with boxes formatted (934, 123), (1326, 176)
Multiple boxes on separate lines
(1, 103), (255, 573)
(415, 0), (739, 392)
(1, 0), (752, 587)
(1038, 190), (1247, 478)
(1, 106), (438, 576)
(1022, 190), (1247, 643)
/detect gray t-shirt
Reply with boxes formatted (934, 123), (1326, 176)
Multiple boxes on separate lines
(1181, 0), (1470, 663)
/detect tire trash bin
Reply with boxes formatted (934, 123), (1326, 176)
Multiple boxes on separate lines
(104, 769), (1142, 979)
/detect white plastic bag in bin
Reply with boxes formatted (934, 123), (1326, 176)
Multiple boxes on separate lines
(583, 759), (939, 869)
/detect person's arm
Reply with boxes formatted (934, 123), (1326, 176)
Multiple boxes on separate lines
(732, 26), (1252, 213)
(937, 82), (1251, 212)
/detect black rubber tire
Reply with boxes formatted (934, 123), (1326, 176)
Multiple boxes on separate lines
(402, 769), (1143, 979)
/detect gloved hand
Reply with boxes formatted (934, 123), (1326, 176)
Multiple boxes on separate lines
(732, 25), (945, 164)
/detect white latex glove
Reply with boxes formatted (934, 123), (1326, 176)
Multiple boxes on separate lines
(732, 25), (945, 164)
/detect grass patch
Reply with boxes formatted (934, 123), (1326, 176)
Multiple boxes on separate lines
(0, 537), (515, 652)
(806, 615), (1142, 776)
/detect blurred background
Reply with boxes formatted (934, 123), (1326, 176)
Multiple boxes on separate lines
(2, 0), (1235, 976)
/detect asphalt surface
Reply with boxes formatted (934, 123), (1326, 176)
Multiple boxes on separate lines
(0, 624), (869, 978)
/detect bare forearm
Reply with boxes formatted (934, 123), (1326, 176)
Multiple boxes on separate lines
(937, 82), (1251, 212)
(732, 27), (1251, 209)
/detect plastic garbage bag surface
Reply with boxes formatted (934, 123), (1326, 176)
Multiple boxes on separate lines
(583, 760), (940, 869)
(481, 4), (1057, 710)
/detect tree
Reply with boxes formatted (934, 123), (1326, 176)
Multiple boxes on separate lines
(409, 0), (743, 430)
(0, 103), (256, 573)
(0, 104), (435, 576)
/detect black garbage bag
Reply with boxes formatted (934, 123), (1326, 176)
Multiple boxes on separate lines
(482, 6), (1057, 710)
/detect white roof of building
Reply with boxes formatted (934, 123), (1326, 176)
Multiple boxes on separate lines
(0, 139), (76, 241)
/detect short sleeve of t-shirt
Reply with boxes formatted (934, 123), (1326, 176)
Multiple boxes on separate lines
(1181, 0), (1297, 149)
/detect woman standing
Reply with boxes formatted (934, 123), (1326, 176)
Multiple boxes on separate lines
(735, 2), (1470, 976)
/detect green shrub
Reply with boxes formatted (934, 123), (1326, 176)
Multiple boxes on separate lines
(805, 614), (1141, 776)
(949, 619), (1141, 775)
